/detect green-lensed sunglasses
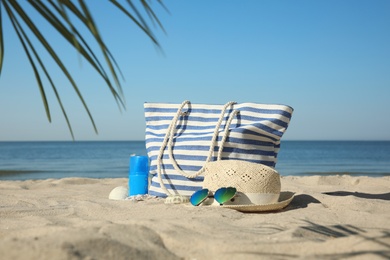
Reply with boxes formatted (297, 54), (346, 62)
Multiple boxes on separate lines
(190, 187), (237, 206)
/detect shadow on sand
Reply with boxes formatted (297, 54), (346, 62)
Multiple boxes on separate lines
(230, 221), (390, 259)
(323, 191), (390, 201)
(284, 194), (321, 211)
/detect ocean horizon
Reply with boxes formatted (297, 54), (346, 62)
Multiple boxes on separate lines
(0, 140), (389, 181)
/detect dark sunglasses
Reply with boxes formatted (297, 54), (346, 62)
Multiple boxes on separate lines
(190, 187), (237, 206)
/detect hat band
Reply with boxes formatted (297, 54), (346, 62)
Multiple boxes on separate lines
(222, 192), (280, 206)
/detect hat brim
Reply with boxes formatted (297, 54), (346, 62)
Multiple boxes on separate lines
(221, 191), (295, 212)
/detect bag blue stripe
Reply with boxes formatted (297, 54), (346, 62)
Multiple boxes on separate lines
(230, 128), (279, 142)
(146, 136), (276, 147)
(145, 106), (293, 119)
(150, 172), (204, 182)
(145, 123), (249, 131)
(149, 158), (276, 172)
(146, 145), (277, 157)
(146, 116), (221, 123)
(148, 155), (277, 167)
(237, 106), (292, 118)
(146, 124), (220, 131)
(149, 154), (208, 162)
(156, 163), (203, 172)
(224, 146), (276, 156)
(238, 115), (289, 128)
(145, 107), (229, 114)
(145, 115), (289, 128)
(145, 123), (285, 137)
(150, 180), (203, 190)
(145, 136), (214, 143)
(146, 131), (278, 143)
(148, 190), (169, 197)
(218, 158), (275, 167)
(146, 130), (217, 137)
(252, 124), (285, 137)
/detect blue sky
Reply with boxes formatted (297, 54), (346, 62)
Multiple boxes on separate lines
(0, 0), (389, 141)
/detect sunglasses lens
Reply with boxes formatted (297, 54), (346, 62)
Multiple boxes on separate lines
(190, 189), (209, 206)
(214, 187), (237, 204)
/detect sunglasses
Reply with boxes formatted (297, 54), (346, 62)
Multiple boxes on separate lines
(190, 187), (237, 206)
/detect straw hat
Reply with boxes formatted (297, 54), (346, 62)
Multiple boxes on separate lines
(201, 160), (294, 212)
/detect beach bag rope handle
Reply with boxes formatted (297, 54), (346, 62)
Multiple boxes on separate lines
(157, 100), (240, 196)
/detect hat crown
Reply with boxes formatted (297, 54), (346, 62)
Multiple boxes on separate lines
(202, 160), (281, 194)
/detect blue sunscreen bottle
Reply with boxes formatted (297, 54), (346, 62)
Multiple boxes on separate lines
(128, 155), (149, 196)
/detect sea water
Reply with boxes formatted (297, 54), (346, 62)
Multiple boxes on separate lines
(0, 141), (389, 180)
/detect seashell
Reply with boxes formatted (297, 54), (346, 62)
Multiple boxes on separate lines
(108, 186), (128, 200)
(164, 195), (189, 204)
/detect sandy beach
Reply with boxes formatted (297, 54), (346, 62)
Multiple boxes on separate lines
(0, 175), (389, 259)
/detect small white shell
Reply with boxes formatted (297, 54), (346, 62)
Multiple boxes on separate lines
(108, 186), (128, 200)
(164, 195), (190, 204)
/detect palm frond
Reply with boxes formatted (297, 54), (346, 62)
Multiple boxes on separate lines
(139, 0), (167, 34)
(6, 0), (99, 134)
(3, 2), (52, 123)
(113, 0), (161, 46)
(0, 0), (165, 139)
(29, 0), (125, 109)
(0, 3), (4, 73)
(77, 0), (124, 98)
(4, 1), (77, 138)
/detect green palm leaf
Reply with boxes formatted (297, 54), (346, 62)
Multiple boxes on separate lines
(6, 0), (99, 135)
(0, 0), (165, 139)
(0, 4), (4, 74)
(4, 2), (76, 138)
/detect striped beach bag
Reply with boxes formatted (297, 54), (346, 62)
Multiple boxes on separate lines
(144, 100), (293, 198)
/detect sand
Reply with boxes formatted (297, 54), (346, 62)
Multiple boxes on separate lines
(0, 175), (389, 259)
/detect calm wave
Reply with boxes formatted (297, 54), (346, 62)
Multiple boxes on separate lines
(0, 141), (389, 180)
(0, 141), (147, 180)
(276, 141), (390, 176)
